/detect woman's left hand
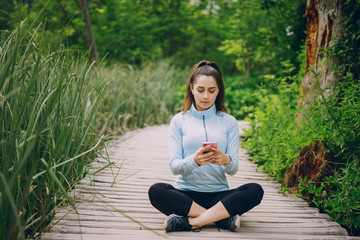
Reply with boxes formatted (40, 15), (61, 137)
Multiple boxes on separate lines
(210, 149), (231, 165)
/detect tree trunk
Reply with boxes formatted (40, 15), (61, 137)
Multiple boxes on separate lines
(297, 0), (344, 117)
(245, 65), (250, 88)
(80, 0), (99, 63)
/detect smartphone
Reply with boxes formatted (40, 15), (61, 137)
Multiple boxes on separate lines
(202, 141), (217, 153)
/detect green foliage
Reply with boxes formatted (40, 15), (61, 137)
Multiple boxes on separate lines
(243, 1), (360, 232)
(224, 75), (267, 120)
(172, 84), (187, 114)
(242, 93), (304, 181)
(0, 25), (185, 239)
(304, 77), (360, 163)
(96, 59), (188, 138)
(0, 0), (14, 30)
(0, 25), (105, 239)
(2, 0), (306, 76)
(244, 71), (360, 235)
(224, 59), (300, 120)
(219, 0), (306, 79)
(295, 161), (360, 235)
(321, 161), (360, 235)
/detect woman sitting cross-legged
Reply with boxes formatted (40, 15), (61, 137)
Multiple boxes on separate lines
(148, 60), (264, 232)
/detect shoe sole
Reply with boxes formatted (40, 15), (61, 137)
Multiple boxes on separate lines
(233, 215), (241, 232)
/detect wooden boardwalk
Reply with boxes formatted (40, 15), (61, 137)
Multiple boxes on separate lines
(41, 122), (357, 240)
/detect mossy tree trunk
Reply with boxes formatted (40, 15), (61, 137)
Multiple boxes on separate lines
(298, 0), (344, 116)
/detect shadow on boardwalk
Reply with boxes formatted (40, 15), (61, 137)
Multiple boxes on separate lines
(41, 122), (357, 240)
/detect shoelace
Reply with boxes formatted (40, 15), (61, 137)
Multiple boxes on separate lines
(191, 225), (201, 232)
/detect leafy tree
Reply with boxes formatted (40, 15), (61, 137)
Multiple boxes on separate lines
(2, 0), (306, 75)
(175, 1), (230, 70)
(219, 0), (306, 84)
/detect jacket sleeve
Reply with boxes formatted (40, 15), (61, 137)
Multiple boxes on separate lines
(223, 117), (239, 175)
(168, 116), (199, 175)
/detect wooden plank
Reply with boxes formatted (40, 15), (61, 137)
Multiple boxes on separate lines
(40, 123), (355, 239)
(40, 232), (359, 240)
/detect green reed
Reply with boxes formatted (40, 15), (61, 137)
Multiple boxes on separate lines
(0, 25), (187, 239)
(96, 60), (188, 138)
(0, 25), (105, 239)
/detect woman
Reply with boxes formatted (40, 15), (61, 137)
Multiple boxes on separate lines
(148, 60), (263, 232)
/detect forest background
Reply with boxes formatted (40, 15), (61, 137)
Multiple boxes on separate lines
(0, 0), (359, 239)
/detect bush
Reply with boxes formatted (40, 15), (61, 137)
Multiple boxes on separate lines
(242, 51), (360, 236)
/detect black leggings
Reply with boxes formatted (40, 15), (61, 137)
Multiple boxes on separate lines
(148, 183), (264, 217)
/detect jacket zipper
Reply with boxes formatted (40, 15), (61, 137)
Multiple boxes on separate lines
(202, 115), (208, 142)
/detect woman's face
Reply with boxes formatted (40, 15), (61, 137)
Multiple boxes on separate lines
(191, 75), (219, 111)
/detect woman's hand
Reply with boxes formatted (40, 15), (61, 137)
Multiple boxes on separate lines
(194, 146), (231, 166)
(194, 145), (217, 166)
(210, 148), (231, 165)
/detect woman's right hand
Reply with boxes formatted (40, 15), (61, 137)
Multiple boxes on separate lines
(194, 145), (217, 166)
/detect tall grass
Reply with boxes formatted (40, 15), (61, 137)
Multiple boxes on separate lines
(0, 25), (106, 239)
(0, 25), (187, 239)
(96, 60), (188, 138)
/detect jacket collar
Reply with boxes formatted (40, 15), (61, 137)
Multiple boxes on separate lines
(190, 103), (217, 119)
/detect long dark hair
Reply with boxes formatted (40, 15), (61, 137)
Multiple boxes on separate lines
(182, 60), (227, 113)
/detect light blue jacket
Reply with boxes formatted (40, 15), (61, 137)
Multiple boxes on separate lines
(168, 104), (239, 192)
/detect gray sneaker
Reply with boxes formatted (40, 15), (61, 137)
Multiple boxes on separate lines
(216, 214), (240, 232)
(163, 214), (192, 232)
